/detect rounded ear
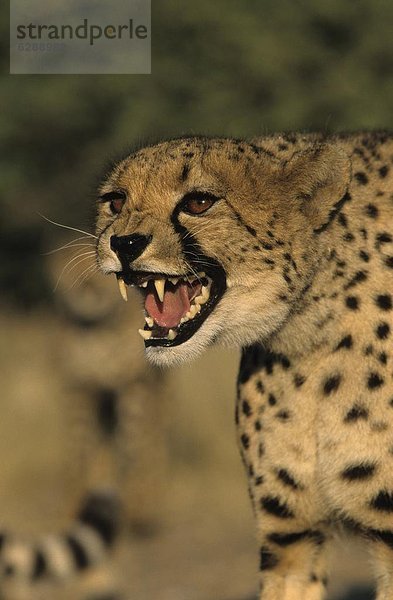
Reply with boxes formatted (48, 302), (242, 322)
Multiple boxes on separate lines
(283, 144), (352, 232)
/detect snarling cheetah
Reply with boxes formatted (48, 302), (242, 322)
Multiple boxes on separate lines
(96, 132), (393, 600)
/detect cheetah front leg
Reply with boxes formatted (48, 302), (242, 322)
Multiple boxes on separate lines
(257, 524), (329, 600)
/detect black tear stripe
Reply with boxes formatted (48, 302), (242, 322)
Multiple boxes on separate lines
(313, 190), (352, 235)
(170, 204), (225, 273)
(268, 530), (325, 547)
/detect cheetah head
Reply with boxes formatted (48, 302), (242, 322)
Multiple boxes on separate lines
(96, 136), (350, 366)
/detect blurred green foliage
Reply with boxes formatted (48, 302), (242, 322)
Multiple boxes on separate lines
(2, 0), (393, 307)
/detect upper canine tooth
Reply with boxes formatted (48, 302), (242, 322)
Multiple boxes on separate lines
(202, 285), (210, 299)
(117, 277), (128, 302)
(138, 329), (152, 340)
(154, 279), (165, 302)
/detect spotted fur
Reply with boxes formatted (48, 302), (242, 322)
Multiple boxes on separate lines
(96, 132), (393, 600)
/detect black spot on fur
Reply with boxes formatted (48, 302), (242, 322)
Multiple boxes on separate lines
(276, 410), (291, 421)
(32, 551), (47, 580)
(344, 405), (368, 422)
(341, 463), (376, 480)
(255, 420), (262, 431)
(240, 433), (250, 449)
(260, 546), (279, 570)
(370, 491), (393, 512)
(323, 374), (341, 395)
(378, 352), (388, 365)
(256, 379), (265, 394)
(376, 322), (390, 339)
(78, 492), (119, 546)
(379, 165), (389, 178)
(260, 496), (294, 518)
(376, 294), (392, 310)
(64, 535), (90, 570)
(365, 203), (379, 218)
(268, 393), (277, 406)
(294, 374), (306, 387)
(359, 250), (370, 262)
(346, 296), (359, 310)
(277, 469), (300, 490)
(355, 172), (368, 185)
(367, 372), (384, 390)
(335, 334), (353, 351)
(96, 388), (119, 437)
(385, 256), (393, 268)
(255, 475), (264, 486)
(242, 400), (252, 417)
(376, 232), (392, 244)
(343, 270), (367, 289)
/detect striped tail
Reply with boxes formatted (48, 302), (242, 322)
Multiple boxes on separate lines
(0, 490), (119, 581)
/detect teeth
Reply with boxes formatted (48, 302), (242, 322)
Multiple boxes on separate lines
(154, 279), (165, 302)
(117, 277), (128, 302)
(189, 305), (198, 318)
(145, 316), (154, 327)
(167, 329), (177, 340)
(169, 277), (179, 285)
(138, 329), (152, 340)
(140, 281), (148, 288)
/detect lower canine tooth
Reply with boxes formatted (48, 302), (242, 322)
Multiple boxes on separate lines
(117, 277), (128, 302)
(167, 329), (177, 340)
(138, 329), (152, 340)
(154, 279), (165, 302)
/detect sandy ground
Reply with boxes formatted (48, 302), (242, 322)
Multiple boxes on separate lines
(0, 308), (374, 600)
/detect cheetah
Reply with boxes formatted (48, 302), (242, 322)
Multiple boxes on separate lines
(96, 132), (393, 600)
(0, 249), (168, 598)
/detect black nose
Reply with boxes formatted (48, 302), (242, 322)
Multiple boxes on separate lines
(110, 233), (152, 262)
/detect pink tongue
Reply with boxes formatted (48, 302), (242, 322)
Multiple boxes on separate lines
(145, 283), (191, 328)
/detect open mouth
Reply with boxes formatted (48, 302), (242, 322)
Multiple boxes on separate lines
(116, 265), (226, 347)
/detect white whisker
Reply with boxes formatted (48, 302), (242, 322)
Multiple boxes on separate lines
(53, 251), (96, 291)
(67, 264), (98, 291)
(44, 242), (95, 256)
(38, 213), (97, 239)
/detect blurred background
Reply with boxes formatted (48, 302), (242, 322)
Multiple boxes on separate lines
(2, 0), (393, 598)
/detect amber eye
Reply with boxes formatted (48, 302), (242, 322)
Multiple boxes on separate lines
(181, 192), (218, 216)
(100, 190), (126, 215)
